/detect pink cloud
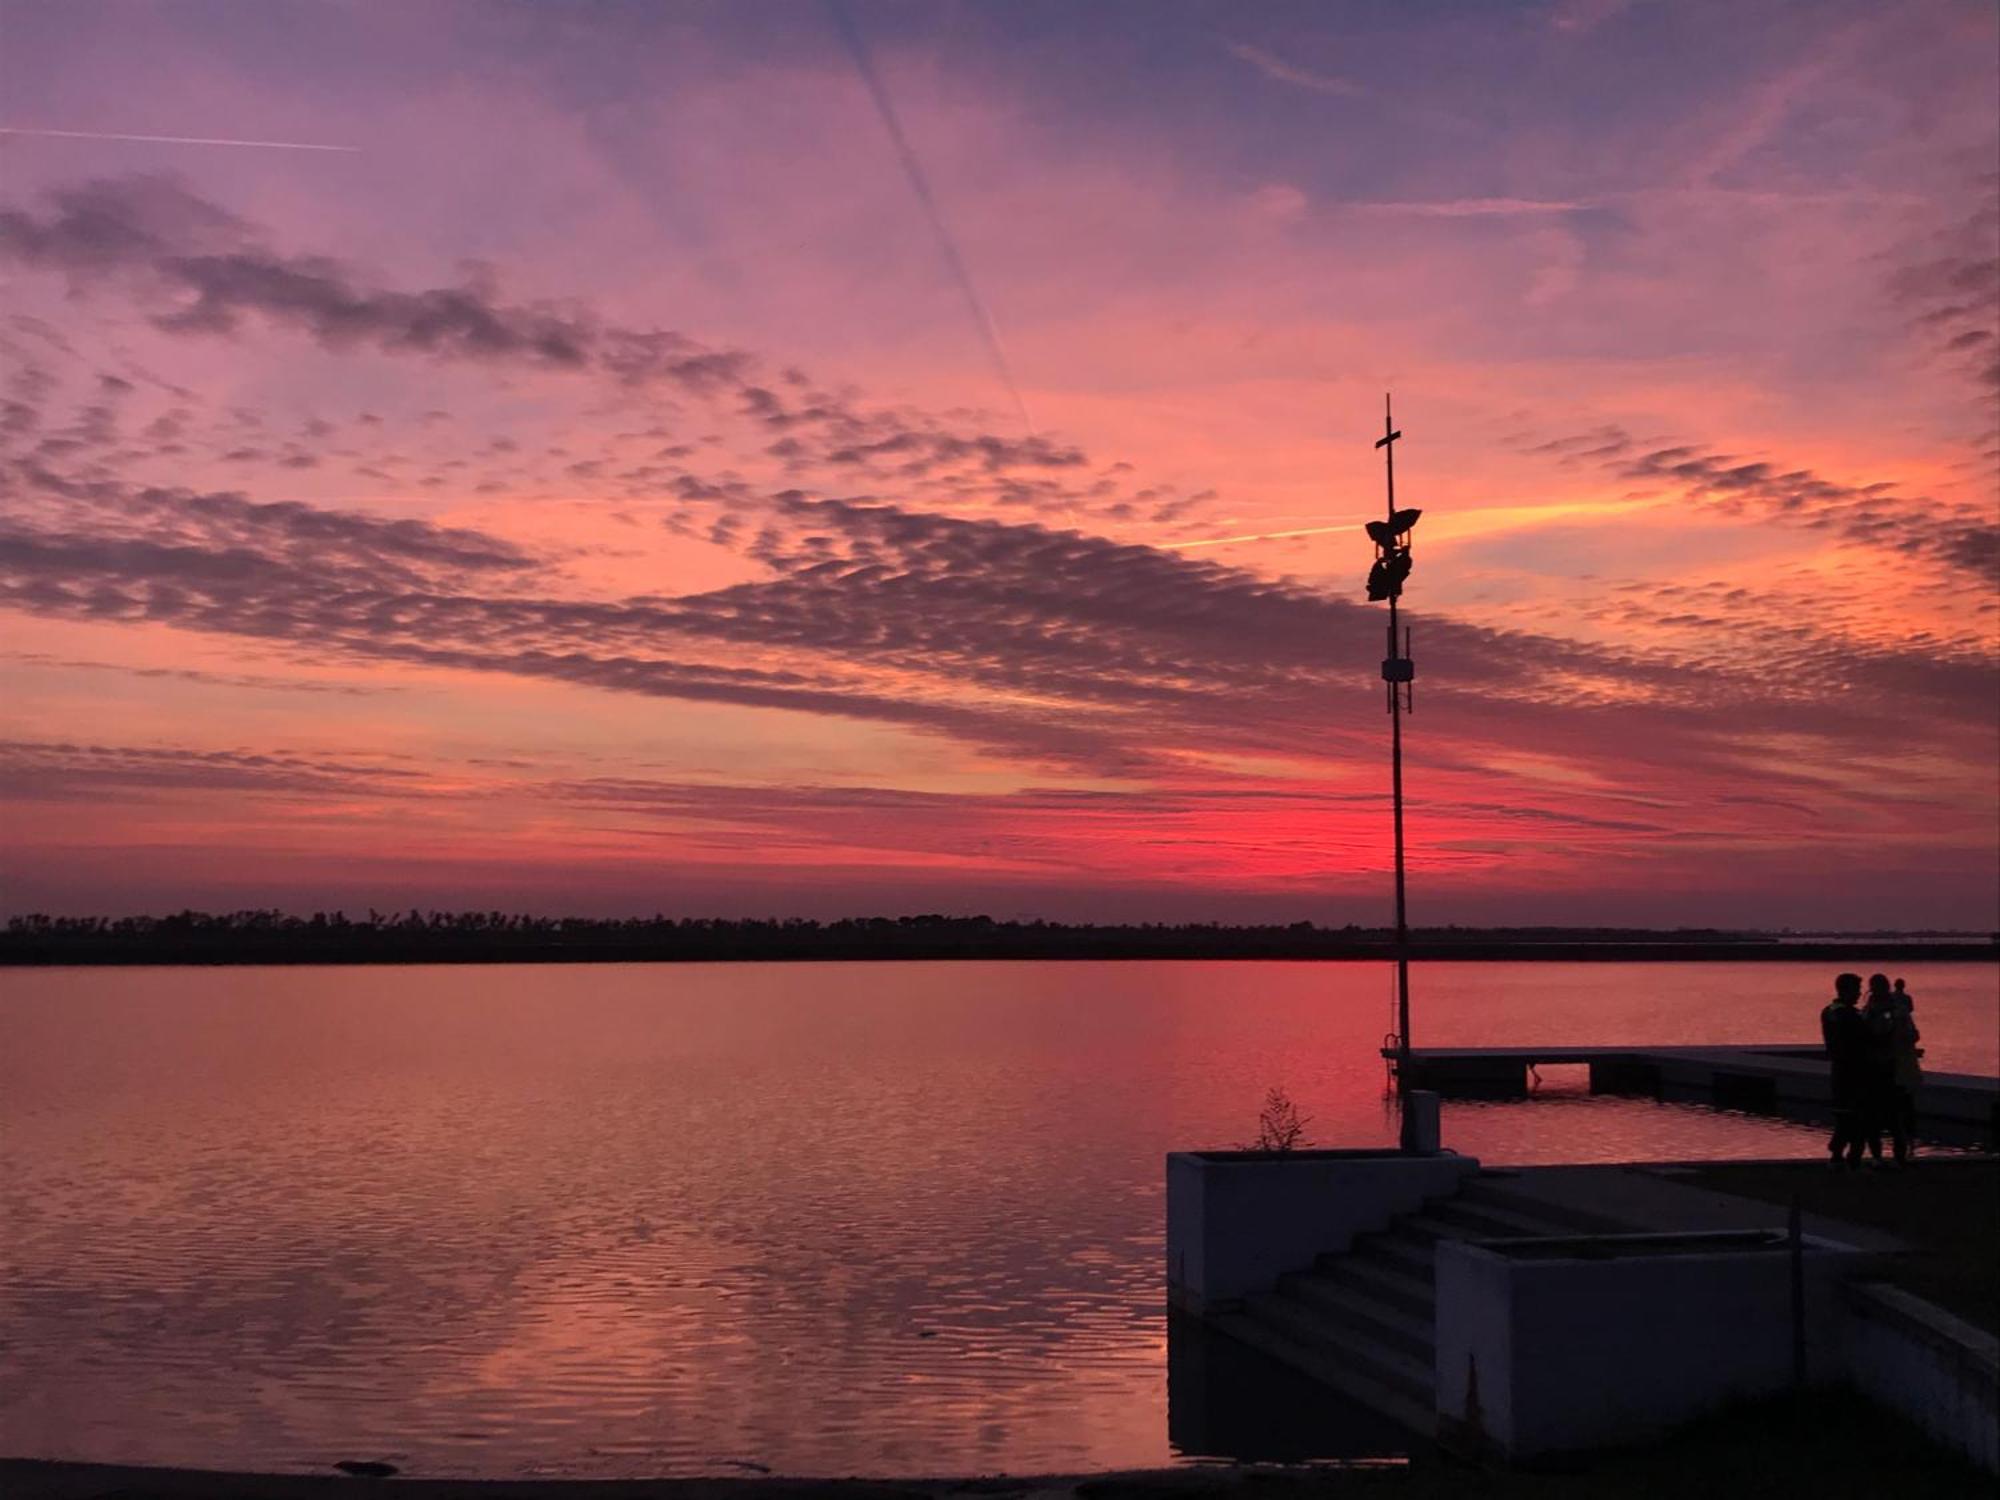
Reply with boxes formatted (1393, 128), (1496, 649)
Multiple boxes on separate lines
(0, 2), (1993, 924)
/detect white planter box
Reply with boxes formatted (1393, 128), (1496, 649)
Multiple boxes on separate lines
(1435, 1230), (1865, 1460)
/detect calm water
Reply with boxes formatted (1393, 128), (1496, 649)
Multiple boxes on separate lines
(2, 960), (1994, 1477)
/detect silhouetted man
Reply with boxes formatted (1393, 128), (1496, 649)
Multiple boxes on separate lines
(1820, 972), (1870, 1169)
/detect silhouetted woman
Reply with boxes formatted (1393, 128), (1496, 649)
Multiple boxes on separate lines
(1880, 979), (1923, 1165)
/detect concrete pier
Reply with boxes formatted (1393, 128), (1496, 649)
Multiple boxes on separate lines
(1387, 1043), (1998, 1144)
(1169, 1154), (1999, 1472)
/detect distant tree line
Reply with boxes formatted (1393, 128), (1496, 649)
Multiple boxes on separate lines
(2, 910), (1990, 966)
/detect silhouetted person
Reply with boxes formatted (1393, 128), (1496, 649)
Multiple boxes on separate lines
(1879, 979), (1923, 1165)
(1860, 973), (1899, 1162)
(1820, 972), (1870, 1169)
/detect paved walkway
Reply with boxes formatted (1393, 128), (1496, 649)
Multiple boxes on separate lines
(1474, 1160), (1912, 1252)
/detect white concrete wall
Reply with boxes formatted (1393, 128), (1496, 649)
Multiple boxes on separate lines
(1435, 1235), (1861, 1459)
(1165, 1149), (1478, 1313)
(1841, 1282), (1998, 1475)
(1433, 1231), (1516, 1450)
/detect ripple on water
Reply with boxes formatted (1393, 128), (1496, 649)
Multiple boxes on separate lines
(1, 959), (1992, 1475)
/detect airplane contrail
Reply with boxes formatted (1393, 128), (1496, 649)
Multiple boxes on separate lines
(0, 126), (357, 153)
(826, 0), (1035, 437)
(1160, 523), (1362, 550)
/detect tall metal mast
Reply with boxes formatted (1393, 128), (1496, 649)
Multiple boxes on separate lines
(1365, 395), (1418, 1078)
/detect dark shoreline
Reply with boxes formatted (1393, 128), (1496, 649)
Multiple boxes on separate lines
(4, 915), (1993, 967)
(5, 944), (1993, 967)
(8, 947), (1997, 968)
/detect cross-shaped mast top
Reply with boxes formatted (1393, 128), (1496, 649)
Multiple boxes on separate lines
(1375, 393), (1401, 449)
(1374, 393), (1401, 517)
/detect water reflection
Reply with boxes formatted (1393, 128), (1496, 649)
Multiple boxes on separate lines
(0, 960), (1991, 1476)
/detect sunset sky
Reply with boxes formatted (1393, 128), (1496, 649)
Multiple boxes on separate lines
(1, 0), (1995, 926)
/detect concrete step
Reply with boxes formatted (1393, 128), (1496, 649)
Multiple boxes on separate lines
(1312, 1245), (1436, 1319)
(1242, 1289), (1437, 1404)
(1352, 1229), (1437, 1282)
(1398, 1210), (1519, 1246)
(1277, 1268), (1435, 1363)
(1212, 1304), (1437, 1439)
(1418, 1196), (1587, 1241)
(1458, 1175), (1631, 1235)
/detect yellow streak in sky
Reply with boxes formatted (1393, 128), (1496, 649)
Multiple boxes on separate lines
(1160, 523), (1361, 550)
(1421, 496), (1661, 542)
(1161, 496), (1661, 553)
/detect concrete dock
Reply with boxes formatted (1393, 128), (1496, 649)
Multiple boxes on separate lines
(1174, 1154), (1999, 1471)
(1386, 1042), (1998, 1144)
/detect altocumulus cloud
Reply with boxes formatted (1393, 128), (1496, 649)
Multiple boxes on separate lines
(0, 173), (1992, 904)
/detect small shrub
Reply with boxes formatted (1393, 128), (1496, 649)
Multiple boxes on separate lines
(1243, 1085), (1311, 1153)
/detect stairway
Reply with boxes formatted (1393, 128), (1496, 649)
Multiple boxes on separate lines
(1205, 1174), (1613, 1437)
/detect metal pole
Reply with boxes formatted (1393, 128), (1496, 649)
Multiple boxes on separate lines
(1383, 396), (1411, 1068)
(1391, 602), (1410, 1063)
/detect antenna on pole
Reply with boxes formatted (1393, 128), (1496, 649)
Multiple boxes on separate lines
(1364, 394), (1419, 1090)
